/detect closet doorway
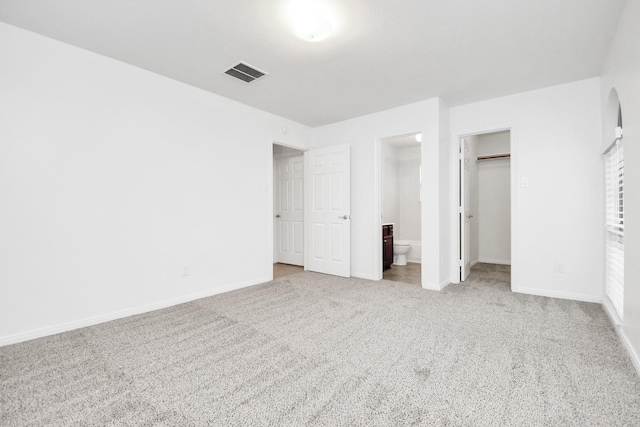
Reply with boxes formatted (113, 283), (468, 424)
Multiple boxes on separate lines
(459, 130), (512, 283)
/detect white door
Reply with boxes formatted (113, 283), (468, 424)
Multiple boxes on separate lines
(275, 155), (304, 266)
(460, 138), (472, 281)
(305, 144), (351, 277)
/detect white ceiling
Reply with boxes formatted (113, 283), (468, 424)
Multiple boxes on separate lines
(0, 0), (627, 127)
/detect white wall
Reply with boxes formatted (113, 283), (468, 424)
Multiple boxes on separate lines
(310, 99), (449, 289)
(0, 23), (310, 345)
(398, 146), (421, 242)
(600, 0), (640, 372)
(477, 132), (511, 264)
(438, 101), (451, 285)
(451, 78), (603, 302)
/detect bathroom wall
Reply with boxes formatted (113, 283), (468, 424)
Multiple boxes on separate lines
(382, 143), (399, 225)
(398, 145), (422, 262)
(398, 146), (421, 241)
(382, 142), (422, 262)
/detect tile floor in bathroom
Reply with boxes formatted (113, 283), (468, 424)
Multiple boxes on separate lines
(273, 263), (304, 279)
(274, 261), (422, 287)
(383, 262), (421, 286)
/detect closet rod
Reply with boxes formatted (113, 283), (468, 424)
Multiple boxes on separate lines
(476, 153), (510, 162)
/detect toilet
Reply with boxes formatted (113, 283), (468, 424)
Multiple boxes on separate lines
(393, 240), (411, 266)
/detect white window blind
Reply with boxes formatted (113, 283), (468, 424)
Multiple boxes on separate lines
(605, 137), (624, 319)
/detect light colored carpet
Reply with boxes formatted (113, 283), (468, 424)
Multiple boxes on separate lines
(2, 265), (640, 425)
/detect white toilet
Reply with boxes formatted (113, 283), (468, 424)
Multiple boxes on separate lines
(393, 240), (411, 266)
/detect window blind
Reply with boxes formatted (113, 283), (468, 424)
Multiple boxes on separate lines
(605, 138), (624, 319)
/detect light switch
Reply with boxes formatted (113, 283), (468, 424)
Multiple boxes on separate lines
(520, 177), (529, 187)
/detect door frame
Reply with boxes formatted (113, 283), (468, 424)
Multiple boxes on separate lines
(273, 152), (305, 266)
(460, 137), (472, 281)
(373, 131), (424, 283)
(450, 122), (517, 290)
(268, 142), (307, 280)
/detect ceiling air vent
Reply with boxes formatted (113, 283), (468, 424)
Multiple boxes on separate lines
(224, 62), (268, 83)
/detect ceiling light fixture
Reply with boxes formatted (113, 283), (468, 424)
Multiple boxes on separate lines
(415, 133), (422, 142)
(289, 0), (336, 42)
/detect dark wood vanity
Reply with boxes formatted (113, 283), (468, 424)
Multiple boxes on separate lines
(383, 224), (394, 270)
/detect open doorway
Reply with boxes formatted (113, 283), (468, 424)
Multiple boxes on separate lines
(459, 130), (512, 287)
(273, 143), (305, 278)
(379, 133), (422, 286)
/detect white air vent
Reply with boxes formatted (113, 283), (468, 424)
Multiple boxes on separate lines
(224, 62), (268, 83)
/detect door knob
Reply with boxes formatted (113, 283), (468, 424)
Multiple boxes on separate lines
(338, 215), (348, 220)
(275, 214), (281, 218)
(467, 214), (474, 219)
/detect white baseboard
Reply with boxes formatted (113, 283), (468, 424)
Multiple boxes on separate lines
(439, 279), (452, 290)
(471, 259), (479, 267)
(407, 258), (422, 264)
(351, 271), (379, 281)
(513, 286), (601, 303)
(421, 279), (450, 291)
(602, 297), (640, 378)
(0, 276), (270, 347)
(478, 258), (511, 265)
(619, 327), (640, 378)
(601, 294), (621, 326)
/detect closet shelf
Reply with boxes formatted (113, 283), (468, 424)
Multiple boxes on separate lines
(476, 153), (510, 162)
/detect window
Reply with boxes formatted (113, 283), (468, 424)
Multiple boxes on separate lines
(604, 113), (624, 319)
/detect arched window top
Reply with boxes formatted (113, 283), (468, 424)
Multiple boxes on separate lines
(618, 104), (623, 129)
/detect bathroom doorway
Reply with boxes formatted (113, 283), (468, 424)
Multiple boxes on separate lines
(458, 130), (512, 285)
(379, 133), (422, 286)
(273, 144), (305, 276)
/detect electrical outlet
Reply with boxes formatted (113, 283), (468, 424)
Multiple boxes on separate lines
(554, 262), (565, 273)
(182, 264), (190, 277)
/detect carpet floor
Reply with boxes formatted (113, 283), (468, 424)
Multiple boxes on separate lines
(2, 265), (640, 426)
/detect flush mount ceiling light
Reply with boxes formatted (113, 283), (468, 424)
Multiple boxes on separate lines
(289, 0), (336, 42)
(415, 133), (422, 142)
